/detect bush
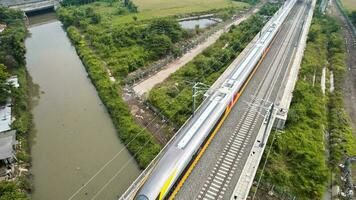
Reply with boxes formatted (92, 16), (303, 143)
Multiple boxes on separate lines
(262, 16), (356, 199)
(148, 14), (265, 126)
(67, 26), (161, 168)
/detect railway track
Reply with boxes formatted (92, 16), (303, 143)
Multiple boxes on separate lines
(196, 2), (308, 199)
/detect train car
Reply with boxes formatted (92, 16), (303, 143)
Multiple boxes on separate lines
(134, 0), (297, 199)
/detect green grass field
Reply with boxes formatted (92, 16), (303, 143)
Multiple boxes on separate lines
(108, 0), (249, 24)
(341, 0), (356, 11)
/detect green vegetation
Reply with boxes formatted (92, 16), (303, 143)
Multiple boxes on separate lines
(58, 5), (188, 78)
(0, 6), (32, 199)
(338, 0), (356, 27)
(57, 0), (259, 167)
(326, 19), (356, 167)
(258, 16), (356, 199)
(147, 4), (281, 126)
(0, 64), (10, 104)
(340, 0), (356, 11)
(234, 0), (259, 5)
(350, 11), (356, 26)
(130, 0), (249, 23)
(0, 181), (28, 200)
(66, 26), (161, 168)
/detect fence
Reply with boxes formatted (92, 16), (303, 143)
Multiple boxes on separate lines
(335, 0), (356, 38)
(123, 8), (251, 85)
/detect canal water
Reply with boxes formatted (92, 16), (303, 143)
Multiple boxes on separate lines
(179, 18), (221, 29)
(26, 12), (140, 200)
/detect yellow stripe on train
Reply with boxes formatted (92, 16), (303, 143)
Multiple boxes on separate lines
(159, 169), (178, 200)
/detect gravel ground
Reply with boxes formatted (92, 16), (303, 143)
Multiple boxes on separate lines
(175, 1), (308, 199)
(329, 0), (356, 136)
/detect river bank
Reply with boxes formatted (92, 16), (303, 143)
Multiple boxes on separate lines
(26, 12), (140, 200)
(0, 6), (32, 199)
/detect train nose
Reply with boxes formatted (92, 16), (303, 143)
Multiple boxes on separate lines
(135, 195), (149, 200)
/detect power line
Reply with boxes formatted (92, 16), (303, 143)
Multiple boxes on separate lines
(67, 114), (160, 200)
(252, 129), (279, 200)
(67, 78), (194, 200)
(90, 124), (167, 200)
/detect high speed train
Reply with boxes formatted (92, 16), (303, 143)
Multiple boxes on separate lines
(134, 1), (296, 199)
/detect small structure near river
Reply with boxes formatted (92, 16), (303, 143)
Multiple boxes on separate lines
(0, 76), (19, 180)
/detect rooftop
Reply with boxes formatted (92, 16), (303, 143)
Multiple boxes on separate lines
(0, 24), (6, 33)
(0, 76), (19, 133)
(0, 130), (16, 160)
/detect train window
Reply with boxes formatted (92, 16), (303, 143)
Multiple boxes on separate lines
(214, 92), (226, 101)
(224, 80), (235, 88)
(136, 195), (149, 200)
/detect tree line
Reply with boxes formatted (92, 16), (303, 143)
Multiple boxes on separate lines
(58, 5), (188, 78)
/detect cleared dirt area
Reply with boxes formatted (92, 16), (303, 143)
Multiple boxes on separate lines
(122, 87), (175, 145)
(329, 0), (356, 136)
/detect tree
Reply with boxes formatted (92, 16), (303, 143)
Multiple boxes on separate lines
(145, 34), (173, 60)
(132, 15), (138, 21)
(0, 180), (29, 200)
(0, 64), (10, 105)
(350, 11), (356, 26)
(148, 18), (184, 43)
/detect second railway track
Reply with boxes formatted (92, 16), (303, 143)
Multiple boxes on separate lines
(194, 1), (309, 199)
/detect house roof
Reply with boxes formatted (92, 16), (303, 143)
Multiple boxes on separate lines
(0, 24), (6, 33)
(0, 130), (16, 160)
(0, 103), (11, 133)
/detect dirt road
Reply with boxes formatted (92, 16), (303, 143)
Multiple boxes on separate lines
(329, 0), (356, 136)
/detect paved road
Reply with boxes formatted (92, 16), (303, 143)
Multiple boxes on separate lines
(0, 0), (45, 7)
(175, 1), (310, 199)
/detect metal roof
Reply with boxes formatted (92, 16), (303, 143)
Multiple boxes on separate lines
(0, 103), (11, 133)
(0, 130), (16, 160)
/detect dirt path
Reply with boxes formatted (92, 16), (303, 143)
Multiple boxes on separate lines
(132, 3), (264, 97)
(329, 0), (356, 136)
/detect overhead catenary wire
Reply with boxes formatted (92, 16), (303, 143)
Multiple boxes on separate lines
(67, 78), (196, 200)
(67, 114), (160, 200)
(69, 11), (268, 200)
(252, 129), (278, 200)
(90, 124), (168, 200)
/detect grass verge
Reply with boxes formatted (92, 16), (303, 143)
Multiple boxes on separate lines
(254, 15), (356, 200)
(65, 26), (161, 168)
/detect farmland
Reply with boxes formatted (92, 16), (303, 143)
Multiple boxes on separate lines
(341, 0), (356, 11)
(75, 0), (250, 24)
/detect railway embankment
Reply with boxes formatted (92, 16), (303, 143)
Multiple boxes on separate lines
(147, 3), (281, 127)
(56, 0), (257, 168)
(251, 4), (356, 199)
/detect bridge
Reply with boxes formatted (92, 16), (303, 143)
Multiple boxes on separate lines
(0, 0), (60, 13)
(120, 0), (316, 199)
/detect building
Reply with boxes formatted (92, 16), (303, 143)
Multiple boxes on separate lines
(0, 76), (19, 133)
(0, 130), (17, 163)
(0, 24), (6, 33)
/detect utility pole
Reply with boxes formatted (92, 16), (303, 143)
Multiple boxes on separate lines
(261, 103), (275, 147)
(192, 82), (210, 116)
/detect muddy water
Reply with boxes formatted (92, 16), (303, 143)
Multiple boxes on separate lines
(179, 18), (220, 29)
(26, 12), (140, 200)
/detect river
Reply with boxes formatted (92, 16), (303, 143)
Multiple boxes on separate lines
(26, 12), (140, 200)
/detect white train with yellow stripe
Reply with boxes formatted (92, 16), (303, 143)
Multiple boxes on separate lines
(134, 1), (296, 199)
